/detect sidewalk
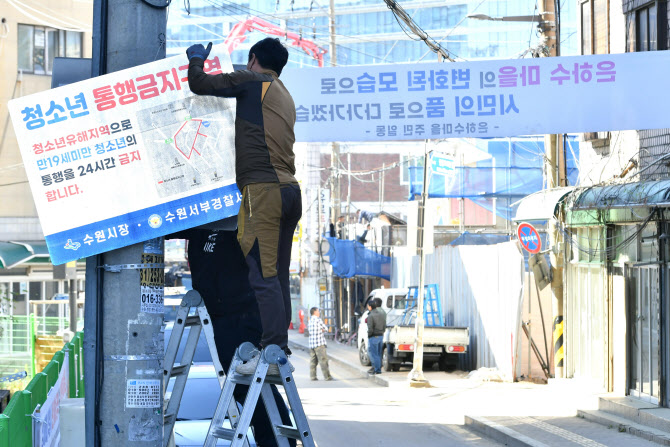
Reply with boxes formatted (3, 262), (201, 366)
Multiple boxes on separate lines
(289, 329), (670, 446)
(288, 329), (601, 419)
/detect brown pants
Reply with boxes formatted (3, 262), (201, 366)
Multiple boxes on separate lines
(309, 345), (331, 380)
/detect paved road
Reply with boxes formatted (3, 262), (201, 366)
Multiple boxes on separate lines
(287, 348), (503, 447)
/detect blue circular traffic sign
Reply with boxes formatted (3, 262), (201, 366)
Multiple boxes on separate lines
(517, 222), (541, 254)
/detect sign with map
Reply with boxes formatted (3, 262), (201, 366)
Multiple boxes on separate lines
(9, 45), (238, 265)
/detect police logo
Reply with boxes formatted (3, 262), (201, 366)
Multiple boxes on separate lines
(148, 214), (162, 229)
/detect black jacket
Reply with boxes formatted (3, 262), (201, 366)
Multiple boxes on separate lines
(367, 307), (387, 338)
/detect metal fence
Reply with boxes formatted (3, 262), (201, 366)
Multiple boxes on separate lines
(391, 242), (525, 379)
(0, 331), (84, 447)
(0, 315), (83, 380)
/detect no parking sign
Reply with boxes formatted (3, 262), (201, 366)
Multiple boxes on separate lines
(517, 222), (542, 254)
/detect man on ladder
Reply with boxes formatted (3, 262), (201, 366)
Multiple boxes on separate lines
(187, 38), (302, 373)
(168, 227), (295, 447)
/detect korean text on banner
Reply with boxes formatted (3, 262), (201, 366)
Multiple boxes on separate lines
(9, 44), (239, 265)
(282, 51), (670, 142)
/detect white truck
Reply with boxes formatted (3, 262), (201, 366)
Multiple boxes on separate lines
(357, 288), (470, 372)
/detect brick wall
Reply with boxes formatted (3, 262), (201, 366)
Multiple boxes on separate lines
(319, 152), (409, 202)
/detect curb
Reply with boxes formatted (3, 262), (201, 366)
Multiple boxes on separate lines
(578, 410), (670, 446)
(288, 339), (389, 387)
(464, 415), (550, 447)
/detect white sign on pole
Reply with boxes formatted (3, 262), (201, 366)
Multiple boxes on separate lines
(9, 45), (238, 265)
(282, 51), (670, 142)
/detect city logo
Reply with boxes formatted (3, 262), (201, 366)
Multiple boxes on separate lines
(148, 214), (162, 229)
(64, 239), (81, 251)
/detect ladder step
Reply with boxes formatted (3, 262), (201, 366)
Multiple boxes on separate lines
(183, 315), (201, 327)
(171, 364), (188, 377)
(275, 425), (302, 439)
(212, 427), (239, 441)
(230, 373), (284, 386)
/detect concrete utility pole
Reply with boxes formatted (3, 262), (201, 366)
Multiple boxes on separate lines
(85, 1), (167, 446)
(538, 0), (565, 379)
(408, 144), (431, 387)
(328, 0), (341, 229)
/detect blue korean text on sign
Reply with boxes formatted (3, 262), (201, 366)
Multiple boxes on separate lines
(517, 222), (541, 254)
(431, 153), (455, 176)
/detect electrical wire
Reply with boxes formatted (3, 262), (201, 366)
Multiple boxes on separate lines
(383, 0), (455, 61)
(416, 0), (489, 62)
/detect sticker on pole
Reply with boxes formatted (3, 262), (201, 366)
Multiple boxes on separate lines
(517, 222), (541, 254)
(126, 379), (160, 408)
(140, 252), (164, 314)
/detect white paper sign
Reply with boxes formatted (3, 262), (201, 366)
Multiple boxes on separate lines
(9, 45), (239, 265)
(282, 51), (670, 142)
(126, 379), (161, 408)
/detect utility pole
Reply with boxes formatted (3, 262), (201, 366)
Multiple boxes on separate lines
(408, 144), (431, 388)
(328, 0), (341, 229)
(538, 0), (564, 379)
(85, 1), (167, 446)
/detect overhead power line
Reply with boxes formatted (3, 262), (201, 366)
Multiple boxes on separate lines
(382, 0), (455, 62)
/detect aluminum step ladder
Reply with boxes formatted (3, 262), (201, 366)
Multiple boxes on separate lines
(162, 289), (248, 447)
(405, 284), (444, 327)
(205, 342), (316, 447)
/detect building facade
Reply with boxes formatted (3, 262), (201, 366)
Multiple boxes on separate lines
(563, 0), (670, 407)
(0, 1), (92, 313)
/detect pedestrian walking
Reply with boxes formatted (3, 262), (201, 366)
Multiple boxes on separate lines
(366, 300), (387, 374)
(186, 38), (302, 374)
(308, 307), (333, 381)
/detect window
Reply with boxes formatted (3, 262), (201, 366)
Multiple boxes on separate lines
(637, 3), (657, 51)
(17, 24), (83, 75)
(581, 0), (609, 55)
(626, 2), (667, 52)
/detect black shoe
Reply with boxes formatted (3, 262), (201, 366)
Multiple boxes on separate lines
(374, 371), (381, 375)
(367, 368), (375, 374)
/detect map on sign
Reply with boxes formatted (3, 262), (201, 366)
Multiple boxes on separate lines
(136, 97), (235, 198)
(8, 44), (240, 265)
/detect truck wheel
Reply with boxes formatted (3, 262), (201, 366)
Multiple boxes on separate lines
(359, 343), (371, 366)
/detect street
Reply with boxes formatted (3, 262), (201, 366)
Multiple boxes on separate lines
(288, 348), (503, 447)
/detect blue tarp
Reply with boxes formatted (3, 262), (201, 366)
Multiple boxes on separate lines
(410, 137), (580, 221)
(325, 237), (391, 280)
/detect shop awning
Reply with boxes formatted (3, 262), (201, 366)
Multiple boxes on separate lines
(513, 187), (576, 222)
(570, 180), (670, 210)
(0, 241), (51, 269)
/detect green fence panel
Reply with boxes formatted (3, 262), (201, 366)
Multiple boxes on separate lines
(0, 330), (84, 447)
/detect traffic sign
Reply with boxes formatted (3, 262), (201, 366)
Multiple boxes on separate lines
(517, 222), (542, 254)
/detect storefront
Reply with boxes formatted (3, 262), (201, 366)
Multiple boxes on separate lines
(565, 181), (670, 406)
